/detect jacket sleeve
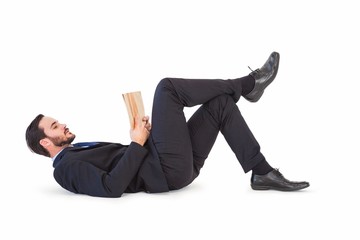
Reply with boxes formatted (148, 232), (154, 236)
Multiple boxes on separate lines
(54, 142), (148, 197)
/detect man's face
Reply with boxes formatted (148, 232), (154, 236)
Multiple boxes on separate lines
(39, 116), (76, 147)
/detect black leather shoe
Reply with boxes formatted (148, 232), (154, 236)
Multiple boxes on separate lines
(244, 51), (280, 102)
(251, 169), (309, 191)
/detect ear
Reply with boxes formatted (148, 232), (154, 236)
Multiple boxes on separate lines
(39, 138), (51, 148)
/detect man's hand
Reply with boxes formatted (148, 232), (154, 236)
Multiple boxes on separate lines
(130, 116), (151, 146)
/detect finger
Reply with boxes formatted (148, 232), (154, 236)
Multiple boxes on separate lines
(142, 116), (149, 122)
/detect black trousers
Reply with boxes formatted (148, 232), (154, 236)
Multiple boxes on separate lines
(151, 77), (265, 190)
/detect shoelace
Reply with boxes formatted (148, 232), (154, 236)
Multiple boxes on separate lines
(273, 168), (283, 177)
(273, 168), (293, 182)
(248, 66), (260, 73)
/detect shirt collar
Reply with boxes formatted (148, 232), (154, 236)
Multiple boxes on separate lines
(51, 145), (73, 161)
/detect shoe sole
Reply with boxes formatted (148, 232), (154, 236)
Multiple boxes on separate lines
(251, 183), (309, 191)
(262, 52), (280, 91)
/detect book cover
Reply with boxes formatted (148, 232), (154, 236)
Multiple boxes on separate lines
(122, 91), (145, 129)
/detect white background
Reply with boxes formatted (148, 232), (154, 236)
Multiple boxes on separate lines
(1, 0), (359, 239)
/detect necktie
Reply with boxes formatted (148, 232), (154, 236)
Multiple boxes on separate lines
(72, 142), (99, 148)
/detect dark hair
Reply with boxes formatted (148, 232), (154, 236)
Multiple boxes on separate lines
(25, 114), (50, 157)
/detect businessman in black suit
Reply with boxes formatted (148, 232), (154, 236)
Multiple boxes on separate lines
(25, 52), (309, 198)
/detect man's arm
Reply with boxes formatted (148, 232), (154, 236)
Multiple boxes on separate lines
(54, 142), (148, 197)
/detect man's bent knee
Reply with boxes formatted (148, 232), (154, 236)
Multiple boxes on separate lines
(156, 78), (174, 91)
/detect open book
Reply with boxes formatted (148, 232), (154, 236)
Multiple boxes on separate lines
(122, 91), (145, 129)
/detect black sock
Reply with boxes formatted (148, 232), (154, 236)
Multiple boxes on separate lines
(241, 75), (255, 96)
(252, 159), (273, 175)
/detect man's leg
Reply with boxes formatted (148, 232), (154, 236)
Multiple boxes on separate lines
(151, 76), (251, 189)
(151, 52), (309, 191)
(187, 94), (269, 182)
(187, 96), (310, 192)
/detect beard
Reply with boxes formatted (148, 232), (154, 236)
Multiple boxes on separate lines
(48, 134), (76, 147)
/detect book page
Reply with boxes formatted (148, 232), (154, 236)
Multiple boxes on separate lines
(122, 91), (145, 129)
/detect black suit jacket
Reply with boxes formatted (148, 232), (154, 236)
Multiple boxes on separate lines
(53, 137), (169, 197)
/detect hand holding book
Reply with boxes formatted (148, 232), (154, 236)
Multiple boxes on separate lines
(129, 115), (150, 146)
(123, 91), (150, 146)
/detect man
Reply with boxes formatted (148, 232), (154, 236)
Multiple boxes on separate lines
(25, 52), (309, 198)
